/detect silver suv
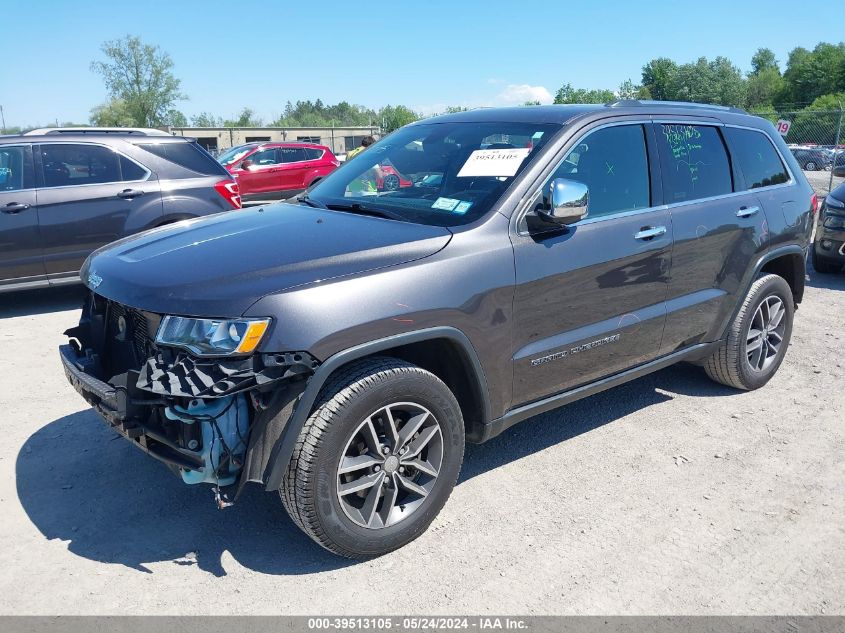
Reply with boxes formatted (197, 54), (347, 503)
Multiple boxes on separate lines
(0, 130), (241, 293)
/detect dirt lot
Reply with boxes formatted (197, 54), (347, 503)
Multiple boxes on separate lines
(0, 271), (843, 616)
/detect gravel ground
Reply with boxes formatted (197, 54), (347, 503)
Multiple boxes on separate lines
(0, 271), (843, 615)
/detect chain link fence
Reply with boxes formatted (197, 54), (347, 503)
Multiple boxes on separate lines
(756, 109), (844, 197)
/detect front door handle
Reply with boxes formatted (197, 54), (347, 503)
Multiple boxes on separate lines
(634, 226), (667, 240)
(117, 189), (144, 199)
(1, 202), (31, 214)
(736, 206), (759, 218)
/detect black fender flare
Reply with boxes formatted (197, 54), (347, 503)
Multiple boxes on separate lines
(263, 326), (489, 491)
(717, 243), (806, 339)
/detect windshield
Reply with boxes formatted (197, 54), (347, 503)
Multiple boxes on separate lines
(217, 145), (255, 166)
(306, 120), (561, 226)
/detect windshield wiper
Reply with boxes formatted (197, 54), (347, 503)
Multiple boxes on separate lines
(297, 195), (327, 209)
(323, 202), (405, 221)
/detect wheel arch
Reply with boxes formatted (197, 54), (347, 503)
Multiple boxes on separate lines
(263, 326), (490, 491)
(759, 249), (806, 304)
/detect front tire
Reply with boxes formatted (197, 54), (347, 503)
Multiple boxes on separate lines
(703, 274), (794, 390)
(280, 357), (465, 558)
(804, 161), (818, 171)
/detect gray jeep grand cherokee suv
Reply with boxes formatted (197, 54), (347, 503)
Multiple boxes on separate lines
(0, 130), (240, 293)
(60, 102), (814, 558)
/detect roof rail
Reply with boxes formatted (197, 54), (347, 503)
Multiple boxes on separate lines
(606, 100), (747, 114)
(23, 127), (172, 136)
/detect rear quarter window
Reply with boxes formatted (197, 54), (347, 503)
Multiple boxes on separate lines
(138, 142), (228, 176)
(724, 128), (789, 189)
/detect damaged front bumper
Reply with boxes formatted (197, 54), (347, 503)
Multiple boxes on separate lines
(60, 293), (318, 500)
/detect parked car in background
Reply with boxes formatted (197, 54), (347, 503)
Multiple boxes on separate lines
(0, 131), (240, 293)
(790, 147), (831, 171)
(218, 142), (340, 201)
(376, 164), (413, 191)
(812, 181), (845, 273)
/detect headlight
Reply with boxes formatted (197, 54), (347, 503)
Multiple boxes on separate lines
(155, 316), (271, 356)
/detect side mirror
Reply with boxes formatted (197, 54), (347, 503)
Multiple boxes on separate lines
(833, 166), (845, 178)
(239, 159), (253, 170)
(537, 178), (589, 225)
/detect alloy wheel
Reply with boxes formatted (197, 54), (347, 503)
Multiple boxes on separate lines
(745, 295), (786, 372)
(336, 402), (444, 529)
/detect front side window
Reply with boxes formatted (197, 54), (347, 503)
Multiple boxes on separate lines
(543, 124), (650, 219)
(308, 121), (561, 227)
(247, 148), (280, 166)
(656, 124), (732, 203)
(40, 144), (122, 187)
(0, 146), (29, 191)
(725, 128), (789, 190)
(217, 145), (254, 166)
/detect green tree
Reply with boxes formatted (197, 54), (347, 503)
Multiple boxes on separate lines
(378, 105), (419, 133)
(162, 109), (187, 127)
(669, 56), (746, 107)
(553, 83), (615, 104)
(751, 48), (779, 75)
(616, 79), (643, 100)
(223, 107), (263, 127)
(746, 67), (784, 110)
(89, 98), (136, 126)
(90, 35), (186, 126)
(778, 42), (845, 108)
(788, 92), (845, 145)
(523, 100), (542, 106)
(191, 112), (223, 127)
(641, 58), (678, 100)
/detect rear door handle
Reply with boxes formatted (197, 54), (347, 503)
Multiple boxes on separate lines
(117, 189), (144, 199)
(1, 202), (31, 214)
(634, 226), (667, 240)
(736, 206), (759, 218)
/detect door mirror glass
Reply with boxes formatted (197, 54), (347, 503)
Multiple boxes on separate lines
(538, 178), (589, 225)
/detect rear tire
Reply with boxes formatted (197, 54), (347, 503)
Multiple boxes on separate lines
(804, 161), (818, 171)
(280, 357), (465, 558)
(703, 274), (794, 390)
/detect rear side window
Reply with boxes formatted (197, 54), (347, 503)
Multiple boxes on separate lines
(138, 142), (228, 176)
(725, 128), (789, 189)
(279, 147), (310, 163)
(305, 148), (324, 160)
(656, 124), (732, 203)
(40, 144), (122, 187)
(547, 124), (651, 218)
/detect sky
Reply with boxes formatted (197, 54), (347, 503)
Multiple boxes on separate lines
(0, 0), (842, 128)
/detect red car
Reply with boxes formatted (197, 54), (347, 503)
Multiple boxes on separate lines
(218, 142), (340, 201)
(376, 165), (413, 191)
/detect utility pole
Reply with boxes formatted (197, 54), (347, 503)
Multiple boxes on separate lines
(0, 105), (6, 134)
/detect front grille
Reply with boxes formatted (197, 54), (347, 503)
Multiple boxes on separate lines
(95, 296), (160, 377)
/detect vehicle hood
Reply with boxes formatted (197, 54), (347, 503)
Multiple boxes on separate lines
(81, 203), (452, 317)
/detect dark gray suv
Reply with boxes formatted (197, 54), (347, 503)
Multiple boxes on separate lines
(59, 102), (814, 558)
(0, 130), (241, 292)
